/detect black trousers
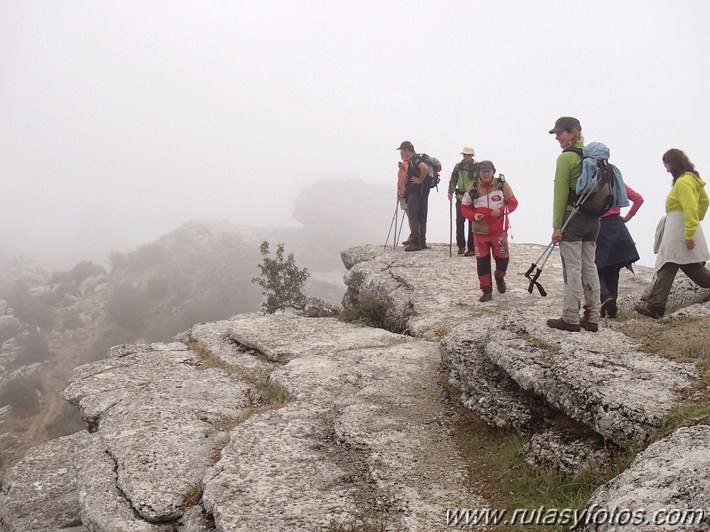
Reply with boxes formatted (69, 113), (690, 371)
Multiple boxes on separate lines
(407, 185), (431, 244)
(455, 199), (474, 250)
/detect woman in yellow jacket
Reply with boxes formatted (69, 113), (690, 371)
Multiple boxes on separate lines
(635, 149), (710, 318)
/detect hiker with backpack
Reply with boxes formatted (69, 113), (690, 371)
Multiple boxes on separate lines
(448, 147), (478, 256)
(398, 140), (432, 252)
(595, 183), (644, 318)
(634, 149), (710, 319)
(546, 116), (602, 332)
(460, 160), (518, 302)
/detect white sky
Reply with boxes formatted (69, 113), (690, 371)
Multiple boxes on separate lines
(1, 0), (709, 268)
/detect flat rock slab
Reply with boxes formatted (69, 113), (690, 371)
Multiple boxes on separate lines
(205, 320), (484, 531)
(584, 425), (710, 531)
(63, 342), (251, 523)
(227, 314), (405, 363)
(484, 312), (697, 447)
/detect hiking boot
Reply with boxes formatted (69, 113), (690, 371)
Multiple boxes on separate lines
(600, 298), (618, 319)
(580, 317), (599, 332)
(479, 288), (493, 302)
(495, 276), (507, 294)
(404, 242), (422, 252)
(458, 247), (465, 255)
(546, 318), (581, 332)
(464, 250), (475, 257)
(402, 236), (412, 246)
(421, 242), (428, 249)
(634, 303), (662, 319)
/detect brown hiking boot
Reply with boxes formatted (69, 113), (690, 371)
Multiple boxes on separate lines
(634, 303), (662, 319)
(479, 288), (492, 302)
(464, 250), (475, 257)
(546, 318), (581, 332)
(404, 242), (422, 252)
(458, 247), (465, 255)
(495, 276), (507, 294)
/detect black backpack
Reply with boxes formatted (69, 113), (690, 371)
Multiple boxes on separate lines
(564, 146), (614, 217)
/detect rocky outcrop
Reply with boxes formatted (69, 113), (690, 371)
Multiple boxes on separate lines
(0, 243), (707, 531)
(0, 315), (484, 530)
(583, 425), (710, 532)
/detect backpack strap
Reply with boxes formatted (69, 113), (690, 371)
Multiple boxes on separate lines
(563, 146), (584, 206)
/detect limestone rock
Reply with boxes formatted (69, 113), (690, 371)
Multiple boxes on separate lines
(583, 425), (710, 531)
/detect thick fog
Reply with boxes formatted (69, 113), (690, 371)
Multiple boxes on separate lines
(1, 1), (709, 269)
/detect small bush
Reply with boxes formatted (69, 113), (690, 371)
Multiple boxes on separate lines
(251, 241), (309, 314)
(339, 294), (410, 334)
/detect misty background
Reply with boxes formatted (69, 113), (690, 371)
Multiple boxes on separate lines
(1, 1), (709, 270)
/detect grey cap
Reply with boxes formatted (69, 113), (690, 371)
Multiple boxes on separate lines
(548, 116), (582, 134)
(478, 160), (496, 172)
(397, 140), (414, 151)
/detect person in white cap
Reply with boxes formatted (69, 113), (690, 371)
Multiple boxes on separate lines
(448, 147), (478, 256)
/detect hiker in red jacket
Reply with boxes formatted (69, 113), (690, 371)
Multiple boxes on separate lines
(461, 160), (518, 302)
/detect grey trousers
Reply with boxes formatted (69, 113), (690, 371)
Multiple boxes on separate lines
(559, 211), (601, 324)
(646, 262), (710, 314)
(560, 241), (601, 324)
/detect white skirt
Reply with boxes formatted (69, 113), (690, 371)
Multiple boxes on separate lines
(654, 210), (710, 272)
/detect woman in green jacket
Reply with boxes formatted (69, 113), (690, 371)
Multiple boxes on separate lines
(635, 149), (710, 318)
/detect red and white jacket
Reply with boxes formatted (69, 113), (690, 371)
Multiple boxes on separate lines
(461, 178), (518, 235)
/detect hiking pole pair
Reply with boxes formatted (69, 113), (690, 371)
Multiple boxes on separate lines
(524, 180), (599, 296)
(384, 198), (399, 249)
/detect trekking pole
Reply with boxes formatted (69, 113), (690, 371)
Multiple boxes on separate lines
(523, 200), (589, 296)
(384, 198), (398, 249)
(396, 208), (407, 246)
(393, 201), (398, 250)
(449, 197), (453, 258)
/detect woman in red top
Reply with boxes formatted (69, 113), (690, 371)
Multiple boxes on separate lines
(460, 160), (519, 302)
(594, 184), (644, 317)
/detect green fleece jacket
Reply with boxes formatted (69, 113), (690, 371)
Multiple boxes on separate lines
(448, 160), (479, 200)
(666, 171), (709, 239)
(552, 142), (583, 229)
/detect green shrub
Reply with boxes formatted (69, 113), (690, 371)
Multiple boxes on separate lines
(251, 241), (309, 314)
(339, 294), (410, 334)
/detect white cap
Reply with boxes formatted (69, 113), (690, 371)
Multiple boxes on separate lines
(461, 146), (475, 155)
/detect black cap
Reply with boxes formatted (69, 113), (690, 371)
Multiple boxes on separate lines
(548, 117), (582, 134)
(397, 140), (414, 151)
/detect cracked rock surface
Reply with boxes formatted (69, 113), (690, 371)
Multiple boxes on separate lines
(1, 243), (708, 531)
